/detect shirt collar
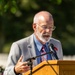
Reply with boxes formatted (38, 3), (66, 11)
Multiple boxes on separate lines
(33, 34), (42, 51)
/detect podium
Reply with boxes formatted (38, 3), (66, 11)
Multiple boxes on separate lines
(23, 60), (75, 75)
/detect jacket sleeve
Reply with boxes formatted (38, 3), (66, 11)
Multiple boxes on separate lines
(3, 43), (22, 75)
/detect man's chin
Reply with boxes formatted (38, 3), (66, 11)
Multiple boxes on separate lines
(41, 38), (50, 43)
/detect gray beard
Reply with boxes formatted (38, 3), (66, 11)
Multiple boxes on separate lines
(36, 32), (51, 43)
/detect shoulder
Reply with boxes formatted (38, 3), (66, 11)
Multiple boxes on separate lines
(13, 34), (34, 45)
(50, 38), (62, 46)
(50, 38), (61, 43)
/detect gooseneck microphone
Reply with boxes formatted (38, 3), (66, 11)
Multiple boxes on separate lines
(26, 44), (53, 75)
(26, 44), (59, 75)
(27, 43), (59, 61)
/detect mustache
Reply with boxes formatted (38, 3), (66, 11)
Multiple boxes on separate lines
(42, 33), (50, 36)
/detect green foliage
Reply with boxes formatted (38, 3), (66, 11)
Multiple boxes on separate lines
(0, 0), (75, 55)
(0, 0), (18, 15)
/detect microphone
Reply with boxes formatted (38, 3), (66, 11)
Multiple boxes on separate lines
(26, 47), (53, 75)
(26, 43), (59, 62)
(26, 44), (59, 75)
(48, 43), (59, 60)
(26, 44), (58, 75)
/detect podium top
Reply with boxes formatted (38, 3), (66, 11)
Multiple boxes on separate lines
(51, 60), (75, 64)
(36, 60), (75, 65)
(23, 60), (75, 75)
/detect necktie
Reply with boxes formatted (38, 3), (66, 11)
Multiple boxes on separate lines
(41, 45), (47, 62)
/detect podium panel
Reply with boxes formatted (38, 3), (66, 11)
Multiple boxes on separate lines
(23, 60), (75, 75)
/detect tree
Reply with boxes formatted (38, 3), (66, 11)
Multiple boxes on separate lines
(0, 0), (75, 55)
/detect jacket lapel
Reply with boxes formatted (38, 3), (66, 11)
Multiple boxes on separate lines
(28, 34), (38, 66)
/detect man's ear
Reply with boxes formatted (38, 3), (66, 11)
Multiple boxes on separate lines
(32, 23), (36, 31)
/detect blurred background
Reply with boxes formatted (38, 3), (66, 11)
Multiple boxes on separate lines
(0, 0), (75, 72)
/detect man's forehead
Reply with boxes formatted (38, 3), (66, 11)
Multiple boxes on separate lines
(38, 15), (53, 21)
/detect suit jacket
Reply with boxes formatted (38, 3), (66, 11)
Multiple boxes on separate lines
(4, 34), (63, 75)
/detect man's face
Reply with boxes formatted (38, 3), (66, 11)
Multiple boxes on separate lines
(35, 24), (53, 43)
(33, 15), (55, 44)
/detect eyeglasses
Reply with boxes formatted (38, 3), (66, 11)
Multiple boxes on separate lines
(37, 25), (56, 31)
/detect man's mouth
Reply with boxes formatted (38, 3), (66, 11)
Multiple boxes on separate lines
(43, 35), (50, 38)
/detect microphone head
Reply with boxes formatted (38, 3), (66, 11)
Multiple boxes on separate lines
(48, 43), (54, 49)
(50, 43), (54, 49)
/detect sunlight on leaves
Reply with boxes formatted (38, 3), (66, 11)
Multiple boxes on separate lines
(11, 7), (17, 14)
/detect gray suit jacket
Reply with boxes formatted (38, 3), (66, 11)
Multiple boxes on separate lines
(4, 34), (63, 75)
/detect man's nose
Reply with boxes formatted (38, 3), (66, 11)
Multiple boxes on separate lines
(45, 28), (51, 32)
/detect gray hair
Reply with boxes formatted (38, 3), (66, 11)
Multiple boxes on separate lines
(33, 11), (53, 24)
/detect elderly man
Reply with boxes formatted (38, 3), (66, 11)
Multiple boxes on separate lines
(4, 11), (63, 75)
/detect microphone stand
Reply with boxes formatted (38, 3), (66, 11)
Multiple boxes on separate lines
(26, 43), (59, 75)
(26, 51), (53, 75)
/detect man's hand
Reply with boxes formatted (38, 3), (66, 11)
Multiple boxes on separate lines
(14, 56), (30, 74)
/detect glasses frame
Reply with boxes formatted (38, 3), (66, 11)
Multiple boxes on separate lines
(36, 24), (56, 31)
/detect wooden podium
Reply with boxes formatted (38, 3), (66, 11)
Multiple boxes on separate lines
(23, 60), (75, 75)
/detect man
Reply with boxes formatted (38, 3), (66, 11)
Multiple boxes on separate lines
(4, 11), (63, 75)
